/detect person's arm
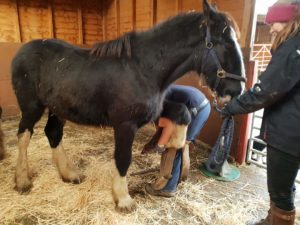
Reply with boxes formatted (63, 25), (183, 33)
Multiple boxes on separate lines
(225, 45), (300, 115)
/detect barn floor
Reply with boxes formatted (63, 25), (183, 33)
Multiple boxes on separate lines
(0, 115), (299, 225)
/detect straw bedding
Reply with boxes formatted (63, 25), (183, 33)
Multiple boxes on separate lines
(0, 115), (295, 225)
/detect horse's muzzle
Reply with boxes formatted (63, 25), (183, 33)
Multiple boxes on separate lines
(218, 95), (232, 105)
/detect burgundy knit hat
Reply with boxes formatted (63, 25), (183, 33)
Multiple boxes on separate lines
(265, 3), (299, 24)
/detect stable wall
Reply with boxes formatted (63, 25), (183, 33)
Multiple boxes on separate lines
(0, 0), (254, 47)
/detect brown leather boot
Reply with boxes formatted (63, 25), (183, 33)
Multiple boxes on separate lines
(253, 208), (271, 225)
(253, 203), (295, 225)
(271, 205), (295, 225)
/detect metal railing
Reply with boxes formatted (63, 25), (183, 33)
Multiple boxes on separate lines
(251, 43), (272, 73)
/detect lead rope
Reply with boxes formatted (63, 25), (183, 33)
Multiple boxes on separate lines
(204, 100), (234, 174)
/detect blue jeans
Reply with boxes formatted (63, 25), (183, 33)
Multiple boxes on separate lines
(162, 103), (211, 193)
(187, 104), (211, 142)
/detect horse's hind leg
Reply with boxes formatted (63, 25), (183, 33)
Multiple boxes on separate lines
(0, 106), (5, 160)
(113, 121), (137, 212)
(15, 104), (44, 193)
(44, 111), (84, 184)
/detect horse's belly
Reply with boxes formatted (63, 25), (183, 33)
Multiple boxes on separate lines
(45, 100), (110, 126)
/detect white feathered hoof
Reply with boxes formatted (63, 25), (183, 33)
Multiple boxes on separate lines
(115, 195), (137, 213)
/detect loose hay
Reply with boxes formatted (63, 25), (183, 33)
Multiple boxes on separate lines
(0, 115), (298, 225)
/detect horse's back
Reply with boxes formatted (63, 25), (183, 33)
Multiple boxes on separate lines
(11, 38), (161, 127)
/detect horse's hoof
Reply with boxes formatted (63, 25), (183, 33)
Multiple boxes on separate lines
(115, 197), (137, 213)
(0, 152), (5, 160)
(15, 178), (32, 194)
(62, 173), (85, 184)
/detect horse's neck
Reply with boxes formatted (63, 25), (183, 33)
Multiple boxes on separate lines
(134, 38), (197, 90)
(134, 19), (203, 90)
(160, 51), (196, 89)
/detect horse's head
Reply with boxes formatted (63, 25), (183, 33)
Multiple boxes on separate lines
(196, 0), (246, 102)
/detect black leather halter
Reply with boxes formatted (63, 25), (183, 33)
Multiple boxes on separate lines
(202, 26), (247, 92)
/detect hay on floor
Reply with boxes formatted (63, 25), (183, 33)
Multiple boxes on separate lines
(0, 115), (283, 225)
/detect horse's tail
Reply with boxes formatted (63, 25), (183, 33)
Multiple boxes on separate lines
(0, 106), (5, 160)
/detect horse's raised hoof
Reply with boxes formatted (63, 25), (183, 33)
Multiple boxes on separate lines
(115, 197), (137, 213)
(15, 176), (32, 194)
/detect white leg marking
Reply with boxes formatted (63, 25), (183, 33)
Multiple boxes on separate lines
(15, 130), (32, 193)
(52, 142), (83, 183)
(112, 168), (136, 212)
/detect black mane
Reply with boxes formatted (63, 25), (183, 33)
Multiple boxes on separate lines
(150, 12), (202, 33)
(90, 12), (203, 58)
(90, 32), (133, 58)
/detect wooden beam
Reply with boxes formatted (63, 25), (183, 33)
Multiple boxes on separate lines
(48, 0), (54, 38)
(132, 0), (136, 30)
(241, 0), (256, 62)
(151, 0), (157, 26)
(243, 0), (256, 47)
(115, 0), (120, 36)
(102, 0), (106, 41)
(14, 0), (22, 42)
(77, 0), (83, 44)
(176, 0), (182, 14)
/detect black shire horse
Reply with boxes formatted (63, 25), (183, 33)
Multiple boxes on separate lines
(11, 0), (245, 211)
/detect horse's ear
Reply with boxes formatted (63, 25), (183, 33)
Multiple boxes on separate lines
(203, 0), (218, 21)
(211, 1), (218, 10)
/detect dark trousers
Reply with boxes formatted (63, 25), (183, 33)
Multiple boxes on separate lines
(267, 145), (300, 211)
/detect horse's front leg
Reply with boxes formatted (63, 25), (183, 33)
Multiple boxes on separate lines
(113, 121), (137, 212)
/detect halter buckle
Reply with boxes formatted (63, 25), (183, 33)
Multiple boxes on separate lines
(217, 69), (226, 78)
(206, 41), (213, 49)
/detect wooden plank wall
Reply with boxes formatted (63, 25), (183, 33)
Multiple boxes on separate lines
(0, 0), (254, 49)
